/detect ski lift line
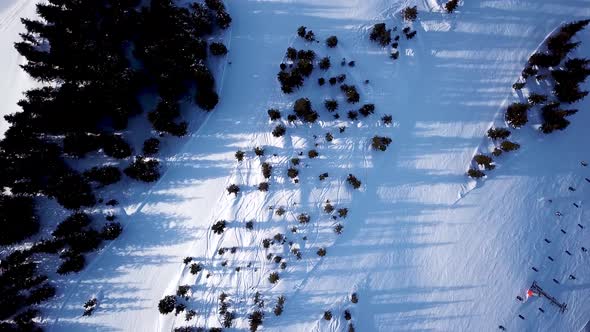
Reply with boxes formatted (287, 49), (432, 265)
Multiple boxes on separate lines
(530, 281), (568, 313)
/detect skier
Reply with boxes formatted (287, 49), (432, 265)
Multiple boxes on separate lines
(582, 161), (588, 167)
(499, 326), (506, 331)
(569, 274), (576, 280)
(583, 247), (588, 252)
(569, 186), (576, 192)
(555, 211), (562, 217)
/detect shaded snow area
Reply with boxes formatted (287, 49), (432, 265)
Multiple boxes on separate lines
(3, 0), (590, 331)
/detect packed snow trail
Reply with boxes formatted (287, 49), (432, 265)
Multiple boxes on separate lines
(14, 0), (589, 331)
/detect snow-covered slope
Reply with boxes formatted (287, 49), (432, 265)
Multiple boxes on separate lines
(0, 0), (38, 138)
(3, 0), (589, 331)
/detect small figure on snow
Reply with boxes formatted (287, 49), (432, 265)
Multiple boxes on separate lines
(581, 161), (588, 167)
(555, 211), (562, 217)
(498, 326), (506, 331)
(582, 247), (587, 252)
(569, 274), (576, 280)
(574, 203), (580, 208)
(568, 186), (576, 192)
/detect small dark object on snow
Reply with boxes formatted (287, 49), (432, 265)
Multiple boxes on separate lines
(555, 211), (562, 217)
(365, 80), (369, 84)
(568, 186), (576, 191)
(561, 229), (566, 234)
(532, 267), (538, 272)
(348, 61), (355, 67)
(548, 256), (554, 261)
(499, 326), (506, 331)
(569, 274), (576, 280)
(586, 178), (590, 183)
(544, 238), (551, 243)
(553, 278), (560, 284)
(583, 247), (588, 252)
(574, 203), (579, 208)
(582, 161), (588, 166)
(539, 308), (545, 313)
(518, 315), (525, 320)
(578, 224), (584, 229)
(516, 296), (523, 301)
(565, 250), (572, 256)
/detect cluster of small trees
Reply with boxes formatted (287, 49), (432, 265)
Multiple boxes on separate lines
(297, 26), (316, 42)
(370, 23), (392, 46)
(512, 20), (589, 133)
(277, 48), (317, 93)
(372, 136), (393, 151)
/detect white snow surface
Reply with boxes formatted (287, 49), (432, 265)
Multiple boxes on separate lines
(2, 0), (590, 331)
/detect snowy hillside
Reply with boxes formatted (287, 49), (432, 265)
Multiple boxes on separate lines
(0, 0), (38, 138)
(2, 0), (590, 331)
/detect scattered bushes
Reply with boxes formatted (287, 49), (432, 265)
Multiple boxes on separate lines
(351, 293), (359, 303)
(505, 103), (530, 128)
(298, 213), (310, 224)
(341, 85), (360, 103)
(487, 128), (511, 140)
(347, 174), (361, 189)
(308, 150), (319, 158)
(541, 103), (578, 133)
(158, 295), (176, 315)
(467, 168), (485, 179)
(382, 115), (393, 125)
(370, 23), (392, 46)
(359, 104), (375, 117)
(402, 6), (418, 21)
(101, 222), (123, 240)
(235, 150), (245, 161)
(268, 109), (281, 121)
(326, 36), (338, 47)
(500, 140), (520, 152)
(124, 157), (160, 182)
(317, 248), (327, 257)
(338, 208), (348, 218)
(325, 132), (334, 142)
(248, 310), (264, 332)
(102, 134), (133, 159)
(319, 57), (331, 70)
(297, 26), (315, 41)
(372, 136), (392, 151)
(323, 310), (333, 320)
(473, 154), (495, 170)
(212, 220), (226, 234)
(272, 125), (287, 137)
(334, 224), (344, 234)
(319, 172), (329, 181)
(528, 93), (548, 105)
(274, 296), (286, 316)
(268, 272), (280, 284)
(262, 162), (272, 178)
(57, 252), (86, 274)
(258, 182), (269, 192)
(347, 111), (359, 120)
(209, 42), (228, 56)
(227, 184), (240, 195)
(83, 166), (121, 186)
(324, 99), (338, 112)
(254, 147), (264, 156)
(445, 0), (459, 13)
(287, 168), (299, 179)
(143, 138), (160, 156)
(293, 98), (319, 123)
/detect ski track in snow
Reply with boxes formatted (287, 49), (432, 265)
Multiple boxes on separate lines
(2, 0), (590, 331)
